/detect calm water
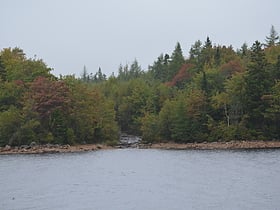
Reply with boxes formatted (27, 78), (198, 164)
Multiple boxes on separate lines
(0, 149), (280, 210)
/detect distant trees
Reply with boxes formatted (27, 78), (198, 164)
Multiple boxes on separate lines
(0, 48), (52, 82)
(149, 43), (185, 82)
(118, 59), (143, 81)
(65, 77), (118, 144)
(81, 66), (107, 83)
(0, 49), (119, 146)
(2, 25), (280, 146)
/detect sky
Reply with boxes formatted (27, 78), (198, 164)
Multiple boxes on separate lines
(1, 0), (280, 77)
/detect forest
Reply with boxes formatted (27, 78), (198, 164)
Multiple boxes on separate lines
(1, 26), (280, 147)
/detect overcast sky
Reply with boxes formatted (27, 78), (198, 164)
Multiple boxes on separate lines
(1, 0), (280, 77)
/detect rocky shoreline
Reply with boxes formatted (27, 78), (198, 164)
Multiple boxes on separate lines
(143, 140), (280, 150)
(1, 140), (280, 155)
(0, 144), (113, 155)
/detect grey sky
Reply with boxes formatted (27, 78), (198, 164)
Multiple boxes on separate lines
(1, 0), (280, 77)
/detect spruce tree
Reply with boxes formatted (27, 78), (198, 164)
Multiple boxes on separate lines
(167, 42), (185, 81)
(245, 41), (269, 134)
(0, 57), (6, 81)
(150, 54), (169, 82)
(201, 36), (213, 67)
(265, 25), (279, 47)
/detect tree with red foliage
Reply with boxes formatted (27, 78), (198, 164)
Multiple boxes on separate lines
(28, 76), (70, 121)
(220, 60), (244, 78)
(166, 64), (193, 88)
(24, 76), (71, 144)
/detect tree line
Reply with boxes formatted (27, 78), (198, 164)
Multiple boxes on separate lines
(1, 25), (280, 146)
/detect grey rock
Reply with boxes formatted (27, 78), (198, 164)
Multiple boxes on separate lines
(30, 141), (37, 147)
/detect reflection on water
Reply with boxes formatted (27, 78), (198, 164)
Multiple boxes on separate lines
(1, 149), (280, 210)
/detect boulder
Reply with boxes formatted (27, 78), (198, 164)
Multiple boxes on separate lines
(3, 145), (11, 151)
(30, 141), (37, 147)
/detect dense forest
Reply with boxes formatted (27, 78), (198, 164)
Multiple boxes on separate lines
(1, 26), (280, 147)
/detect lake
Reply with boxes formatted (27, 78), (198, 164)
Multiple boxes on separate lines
(1, 149), (280, 210)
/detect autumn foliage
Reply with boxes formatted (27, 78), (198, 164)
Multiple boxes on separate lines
(28, 76), (70, 120)
(166, 64), (193, 87)
(1, 26), (280, 146)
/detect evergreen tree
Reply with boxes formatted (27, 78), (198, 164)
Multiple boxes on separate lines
(240, 43), (249, 57)
(0, 56), (7, 81)
(81, 65), (89, 82)
(129, 59), (143, 78)
(189, 40), (202, 63)
(273, 55), (280, 80)
(204, 36), (212, 48)
(50, 110), (68, 144)
(214, 46), (221, 67)
(93, 67), (106, 83)
(265, 25), (279, 47)
(150, 54), (169, 82)
(167, 42), (185, 81)
(201, 36), (213, 68)
(244, 41), (269, 134)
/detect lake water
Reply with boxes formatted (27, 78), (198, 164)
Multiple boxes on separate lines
(1, 149), (280, 210)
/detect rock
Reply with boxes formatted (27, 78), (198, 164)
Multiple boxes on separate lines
(119, 133), (142, 148)
(3, 145), (11, 151)
(62, 144), (70, 149)
(30, 141), (37, 147)
(20, 145), (28, 149)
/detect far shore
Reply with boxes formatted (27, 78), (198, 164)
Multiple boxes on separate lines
(143, 140), (280, 150)
(0, 144), (113, 155)
(1, 140), (280, 155)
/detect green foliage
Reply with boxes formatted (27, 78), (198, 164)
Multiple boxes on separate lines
(117, 79), (154, 134)
(156, 89), (208, 142)
(15, 119), (41, 146)
(167, 42), (185, 81)
(141, 113), (160, 143)
(189, 40), (203, 66)
(149, 54), (170, 82)
(244, 41), (270, 134)
(0, 56), (7, 81)
(212, 72), (246, 126)
(0, 48), (51, 82)
(81, 66), (107, 83)
(0, 107), (21, 146)
(117, 59), (143, 81)
(0, 81), (25, 111)
(65, 79), (118, 144)
(265, 25), (279, 47)
(208, 121), (251, 142)
(265, 81), (280, 139)
(2, 31), (280, 147)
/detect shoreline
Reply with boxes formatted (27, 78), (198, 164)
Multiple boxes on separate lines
(1, 140), (280, 155)
(144, 140), (280, 150)
(0, 144), (114, 155)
